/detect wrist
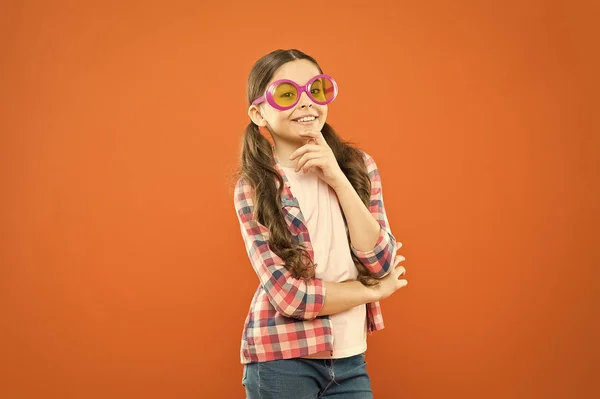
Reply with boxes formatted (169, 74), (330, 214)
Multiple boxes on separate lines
(364, 283), (380, 303)
(330, 173), (351, 192)
(351, 280), (378, 303)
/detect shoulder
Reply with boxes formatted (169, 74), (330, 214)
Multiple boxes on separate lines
(358, 149), (375, 164)
(355, 149), (380, 177)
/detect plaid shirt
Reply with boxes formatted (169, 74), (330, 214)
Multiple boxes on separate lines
(234, 150), (398, 364)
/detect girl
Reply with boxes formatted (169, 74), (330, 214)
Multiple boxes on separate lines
(234, 49), (408, 399)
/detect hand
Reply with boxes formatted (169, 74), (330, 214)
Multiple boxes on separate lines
(289, 130), (346, 189)
(371, 251), (407, 301)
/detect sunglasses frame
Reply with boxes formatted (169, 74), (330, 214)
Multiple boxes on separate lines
(251, 74), (338, 111)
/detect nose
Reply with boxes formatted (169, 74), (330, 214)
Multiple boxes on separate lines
(297, 91), (313, 109)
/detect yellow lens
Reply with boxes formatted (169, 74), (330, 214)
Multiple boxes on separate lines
(310, 78), (334, 103)
(273, 83), (298, 107)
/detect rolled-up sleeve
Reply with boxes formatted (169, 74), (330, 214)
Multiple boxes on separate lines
(234, 179), (326, 320)
(350, 152), (399, 278)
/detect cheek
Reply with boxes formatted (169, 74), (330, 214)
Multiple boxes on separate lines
(263, 108), (287, 126)
(264, 111), (295, 134)
(274, 111), (294, 126)
(318, 107), (328, 123)
(316, 104), (328, 116)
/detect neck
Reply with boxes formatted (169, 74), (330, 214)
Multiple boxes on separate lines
(272, 139), (304, 168)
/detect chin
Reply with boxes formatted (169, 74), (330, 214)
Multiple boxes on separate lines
(289, 120), (325, 132)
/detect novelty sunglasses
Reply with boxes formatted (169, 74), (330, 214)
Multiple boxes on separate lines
(252, 74), (338, 111)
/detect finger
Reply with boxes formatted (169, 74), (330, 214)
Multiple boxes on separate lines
(295, 152), (322, 172)
(298, 130), (324, 145)
(398, 279), (408, 288)
(395, 266), (406, 277)
(394, 255), (406, 265)
(300, 158), (324, 173)
(290, 144), (320, 160)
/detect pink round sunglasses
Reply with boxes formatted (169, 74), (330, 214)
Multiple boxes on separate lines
(252, 74), (338, 111)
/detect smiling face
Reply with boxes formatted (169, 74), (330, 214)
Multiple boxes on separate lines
(248, 59), (328, 149)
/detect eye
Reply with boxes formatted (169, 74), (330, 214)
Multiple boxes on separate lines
(310, 88), (322, 95)
(280, 92), (296, 98)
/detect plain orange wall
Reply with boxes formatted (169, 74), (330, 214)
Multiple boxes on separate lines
(1, 1), (598, 398)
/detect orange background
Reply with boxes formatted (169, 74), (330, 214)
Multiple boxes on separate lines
(1, 1), (598, 398)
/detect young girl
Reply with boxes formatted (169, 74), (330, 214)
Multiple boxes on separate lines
(234, 49), (408, 399)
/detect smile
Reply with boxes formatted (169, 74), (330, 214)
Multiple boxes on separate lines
(293, 116), (317, 123)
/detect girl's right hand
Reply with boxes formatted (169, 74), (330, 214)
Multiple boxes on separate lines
(371, 254), (408, 301)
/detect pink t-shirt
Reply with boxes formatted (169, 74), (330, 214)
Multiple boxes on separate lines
(281, 166), (367, 359)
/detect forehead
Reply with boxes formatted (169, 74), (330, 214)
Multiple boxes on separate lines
(270, 59), (321, 85)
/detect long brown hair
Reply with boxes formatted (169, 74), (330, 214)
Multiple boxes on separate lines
(236, 49), (379, 286)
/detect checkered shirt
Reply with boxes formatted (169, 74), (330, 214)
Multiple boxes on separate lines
(234, 150), (398, 364)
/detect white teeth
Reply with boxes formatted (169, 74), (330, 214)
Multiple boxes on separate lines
(296, 116), (316, 122)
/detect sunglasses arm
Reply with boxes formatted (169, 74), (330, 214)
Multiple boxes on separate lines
(252, 96), (266, 106)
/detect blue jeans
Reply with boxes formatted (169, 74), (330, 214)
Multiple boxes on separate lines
(242, 353), (373, 398)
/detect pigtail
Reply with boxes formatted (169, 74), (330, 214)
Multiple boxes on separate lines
(239, 121), (316, 280)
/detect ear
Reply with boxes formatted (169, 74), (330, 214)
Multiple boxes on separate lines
(248, 105), (267, 127)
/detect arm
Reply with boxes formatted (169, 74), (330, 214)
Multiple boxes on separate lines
(235, 178), (396, 319)
(236, 178), (389, 319)
(318, 281), (376, 316)
(332, 152), (398, 279)
(319, 256), (408, 316)
(332, 178), (381, 251)
(235, 179), (325, 320)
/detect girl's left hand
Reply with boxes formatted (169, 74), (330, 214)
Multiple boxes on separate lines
(289, 130), (348, 189)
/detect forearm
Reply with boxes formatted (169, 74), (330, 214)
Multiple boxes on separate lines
(332, 177), (381, 251)
(317, 280), (376, 316)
